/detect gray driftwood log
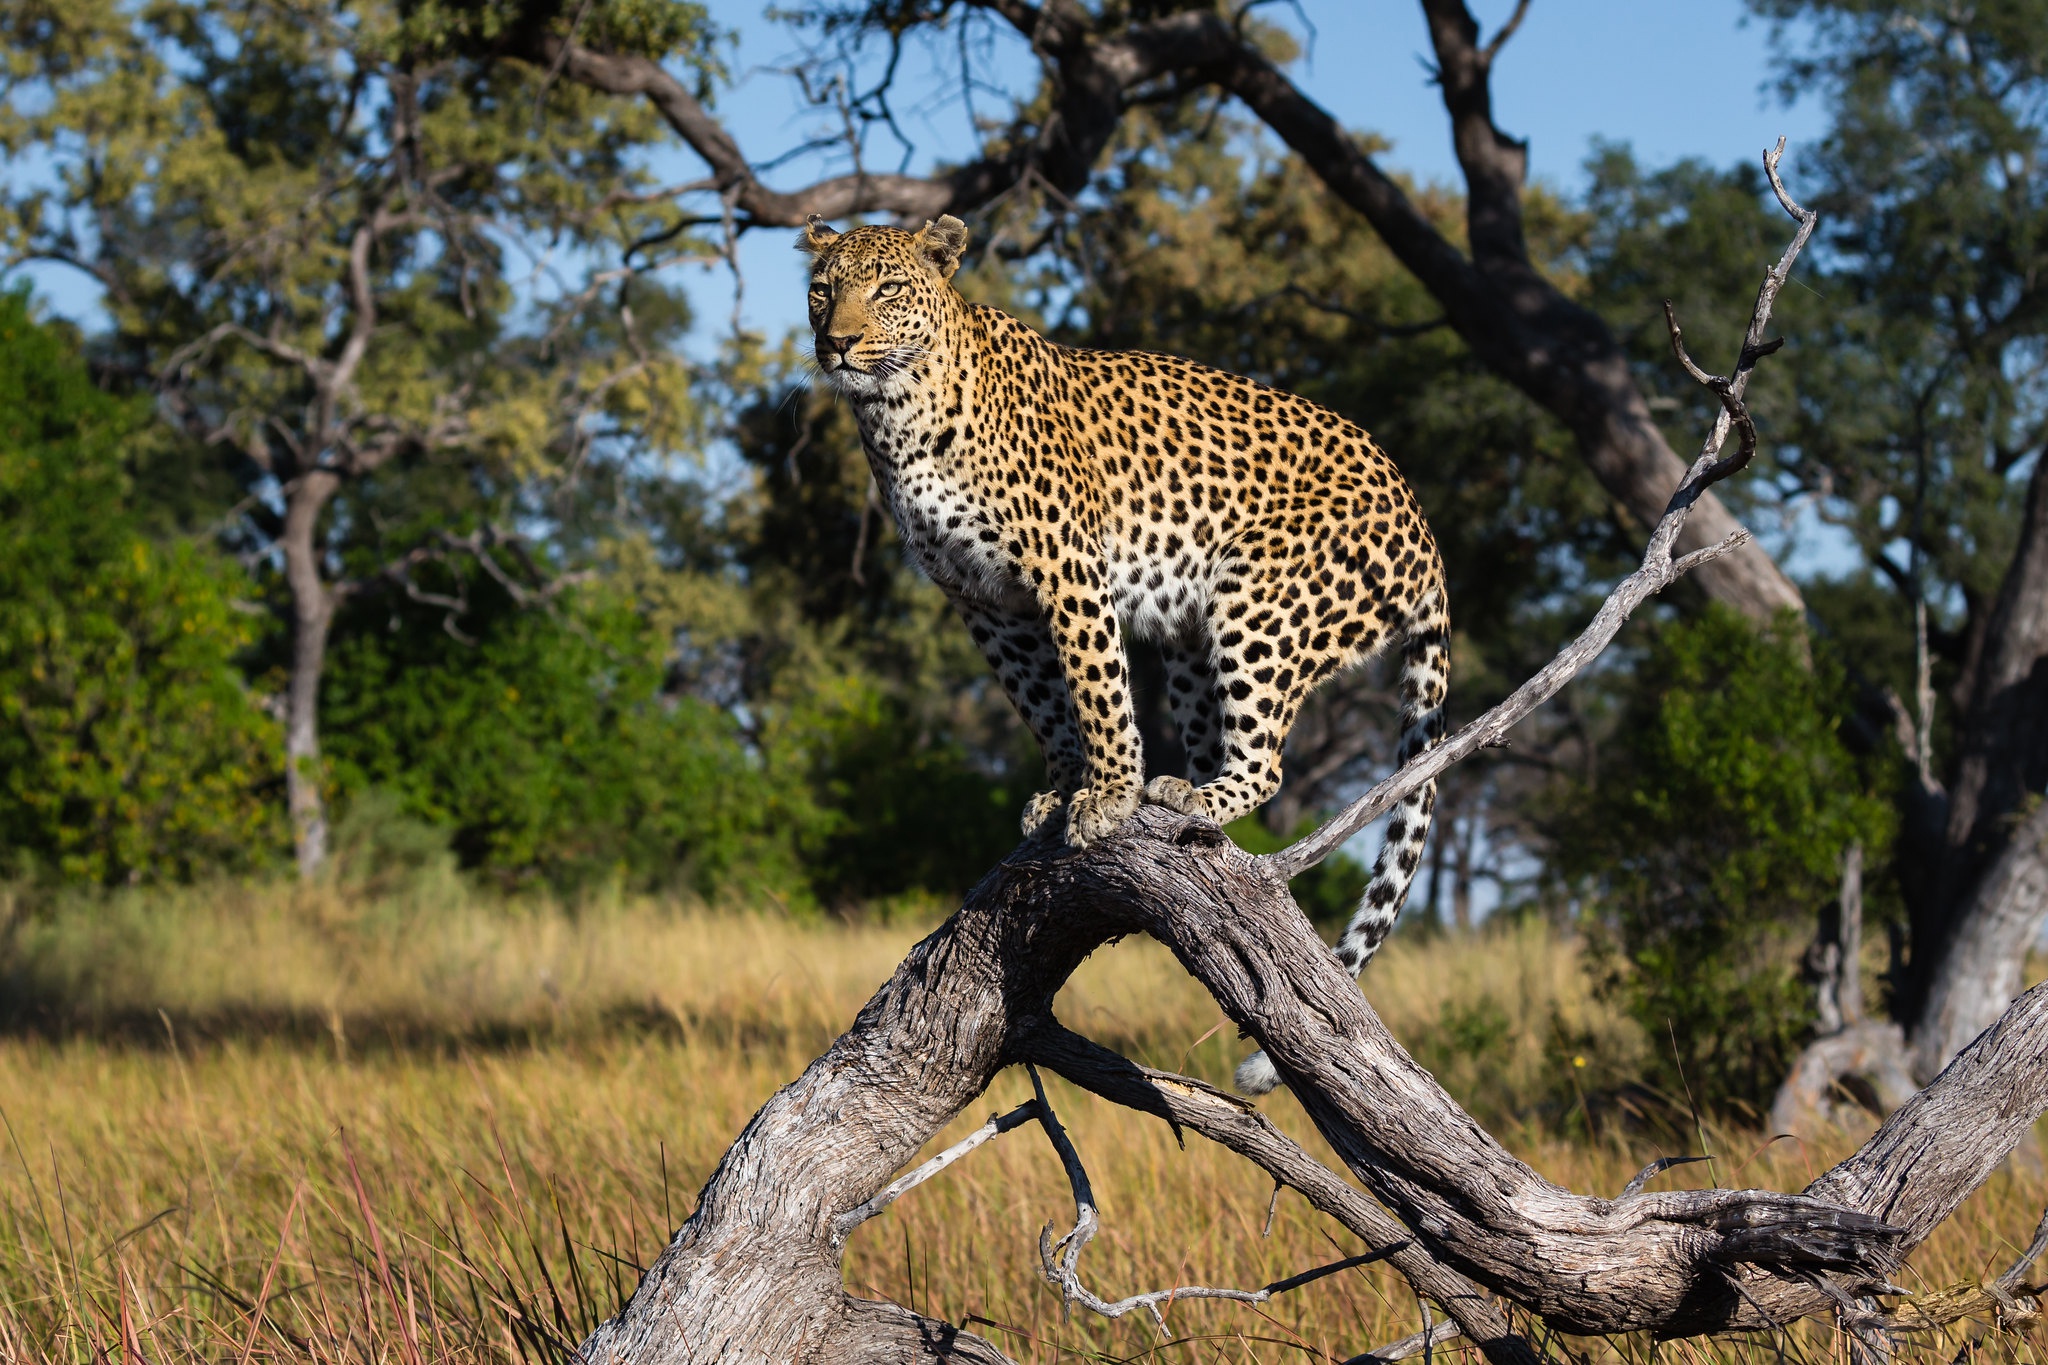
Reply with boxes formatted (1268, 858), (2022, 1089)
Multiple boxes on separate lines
(577, 148), (2048, 1364)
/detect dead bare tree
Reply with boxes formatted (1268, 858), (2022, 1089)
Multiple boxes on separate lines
(572, 147), (2048, 1365)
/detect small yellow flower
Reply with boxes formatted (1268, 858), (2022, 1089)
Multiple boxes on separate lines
(1572, 1055), (1587, 1069)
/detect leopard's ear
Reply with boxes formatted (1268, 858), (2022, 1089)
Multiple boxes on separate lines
(914, 215), (969, 280)
(796, 214), (839, 256)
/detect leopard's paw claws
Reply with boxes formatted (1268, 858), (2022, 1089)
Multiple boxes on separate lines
(1143, 775), (1208, 816)
(1064, 785), (1140, 848)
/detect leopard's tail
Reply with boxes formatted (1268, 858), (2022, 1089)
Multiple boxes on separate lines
(1234, 603), (1450, 1098)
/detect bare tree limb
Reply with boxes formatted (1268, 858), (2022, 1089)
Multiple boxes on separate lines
(833, 1102), (1039, 1237)
(1024, 1062), (1369, 1334)
(1020, 1023), (1538, 1365)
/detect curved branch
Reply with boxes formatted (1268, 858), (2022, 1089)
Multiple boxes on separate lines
(1019, 1023), (1538, 1365)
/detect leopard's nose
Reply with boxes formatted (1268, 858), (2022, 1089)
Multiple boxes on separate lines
(821, 330), (862, 356)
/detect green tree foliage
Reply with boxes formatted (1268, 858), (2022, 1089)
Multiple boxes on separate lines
(0, 0), (718, 873)
(1550, 609), (1895, 1114)
(0, 291), (281, 883)
(320, 571), (813, 896)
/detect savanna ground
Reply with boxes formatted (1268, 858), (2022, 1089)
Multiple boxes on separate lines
(0, 880), (2043, 1365)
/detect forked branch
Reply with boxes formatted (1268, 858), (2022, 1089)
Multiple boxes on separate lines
(1022, 1063), (1397, 1336)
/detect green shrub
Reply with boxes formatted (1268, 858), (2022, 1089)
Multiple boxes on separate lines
(320, 577), (814, 897)
(0, 290), (282, 884)
(776, 673), (1024, 907)
(1550, 607), (1894, 1116)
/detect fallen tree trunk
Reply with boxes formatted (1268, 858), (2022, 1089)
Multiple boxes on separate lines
(575, 148), (2048, 1365)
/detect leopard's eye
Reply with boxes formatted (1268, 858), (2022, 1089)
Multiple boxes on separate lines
(808, 284), (829, 306)
(873, 279), (907, 301)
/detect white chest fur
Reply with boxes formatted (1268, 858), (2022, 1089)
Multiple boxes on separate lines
(856, 404), (1033, 614)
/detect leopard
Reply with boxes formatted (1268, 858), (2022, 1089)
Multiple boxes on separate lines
(802, 214), (1450, 1096)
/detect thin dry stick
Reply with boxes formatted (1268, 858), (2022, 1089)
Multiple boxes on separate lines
(1274, 136), (1817, 879)
(833, 1101), (1041, 1236)
(1022, 1023), (1537, 1365)
(1023, 1063), (1396, 1339)
(1343, 1318), (1466, 1365)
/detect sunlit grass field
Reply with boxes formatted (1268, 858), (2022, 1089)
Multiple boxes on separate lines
(1, 882), (2043, 1364)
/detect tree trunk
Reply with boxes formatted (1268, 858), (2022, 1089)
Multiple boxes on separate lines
(1779, 450), (2048, 1120)
(1908, 801), (2048, 1080)
(1902, 447), (2048, 1049)
(281, 469), (340, 879)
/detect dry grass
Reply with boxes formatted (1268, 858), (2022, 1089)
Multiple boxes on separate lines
(0, 884), (2043, 1364)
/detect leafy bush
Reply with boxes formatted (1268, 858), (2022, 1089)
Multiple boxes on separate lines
(1550, 608), (1895, 1116)
(0, 290), (282, 884)
(777, 673), (1025, 908)
(320, 576), (815, 897)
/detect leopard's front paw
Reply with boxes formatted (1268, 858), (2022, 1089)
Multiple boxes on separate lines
(1021, 789), (1066, 836)
(1143, 775), (1209, 817)
(1064, 785), (1141, 848)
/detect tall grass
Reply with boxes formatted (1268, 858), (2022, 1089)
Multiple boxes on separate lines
(0, 883), (2042, 1363)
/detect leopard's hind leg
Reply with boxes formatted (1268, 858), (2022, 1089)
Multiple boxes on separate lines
(1153, 540), (1319, 829)
(1142, 637), (1229, 816)
(1234, 592), (1450, 1097)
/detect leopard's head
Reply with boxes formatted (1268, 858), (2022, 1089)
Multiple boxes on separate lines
(798, 215), (967, 396)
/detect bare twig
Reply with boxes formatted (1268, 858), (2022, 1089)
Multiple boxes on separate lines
(1021, 1025), (1540, 1365)
(833, 1102), (1040, 1236)
(1620, 1156), (1711, 1199)
(1998, 1204), (2048, 1293)
(1345, 1318), (1464, 1365)
(1024, 1063), (1389, 1336)
(1477, 0), (1532, 67)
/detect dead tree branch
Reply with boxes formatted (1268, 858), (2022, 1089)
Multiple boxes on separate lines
(1024, 1062), (1382, 1333)
(1273, 140), (1811, 875)
(566, 122), (2048, 1365)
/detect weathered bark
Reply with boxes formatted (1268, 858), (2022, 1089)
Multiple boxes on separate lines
(1909, 800), (2048, 1080)
(580, 805), (2048, 1362)
(535, 0), (1802, 623)
(1926, 444), (2048, 942)
(1900, 447), (2048, 1063)
(1771, 846), (1923, 1132)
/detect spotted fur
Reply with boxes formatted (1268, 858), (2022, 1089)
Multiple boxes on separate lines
(803, 216), (1449, 1095)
